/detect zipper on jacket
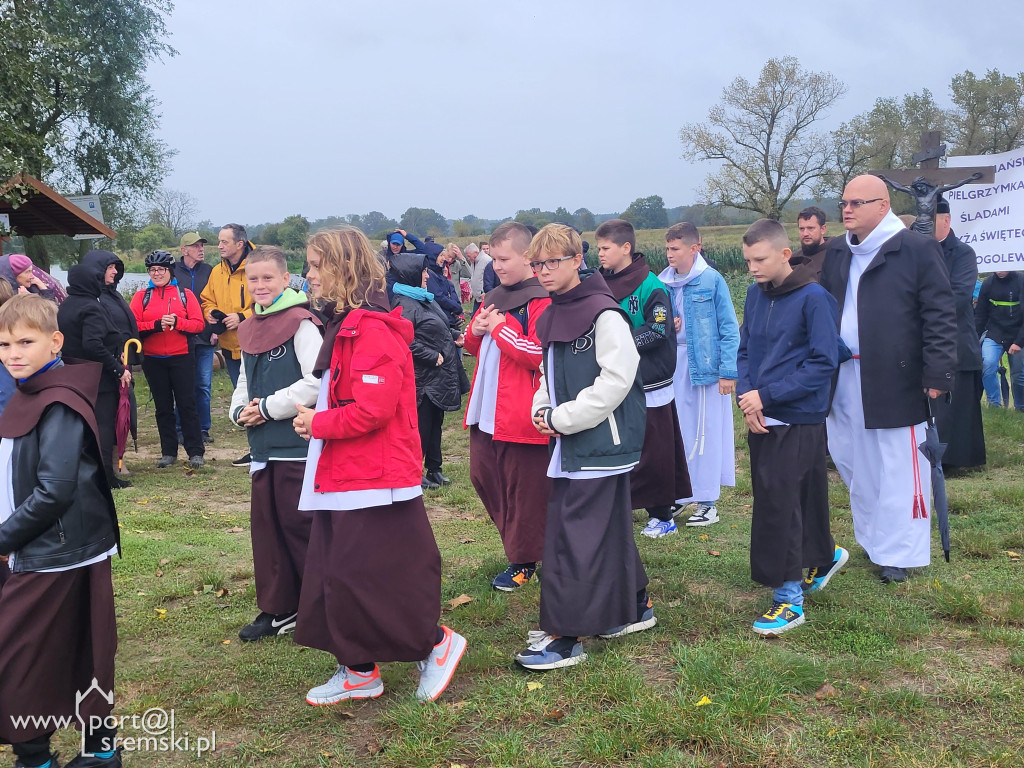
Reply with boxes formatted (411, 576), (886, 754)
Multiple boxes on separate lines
(55, 519), (65, 544)
(608, 413), (621, 446)
(766, 298), (775, 335)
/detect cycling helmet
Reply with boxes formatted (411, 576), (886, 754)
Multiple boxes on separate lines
(145, 250), (174, 268)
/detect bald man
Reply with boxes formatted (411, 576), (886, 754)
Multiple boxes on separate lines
(821, 175), (957, 584)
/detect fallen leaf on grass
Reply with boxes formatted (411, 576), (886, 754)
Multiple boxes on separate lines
(545, 708), (565, 721)
(366, 739), (385, 756)
(695, 695), (712, 706)
(458, 538), (475, 544)
(136, 591), (147, 596)
(730, 525), (738, 529)
(216, 587), (230, 597)
(226, 526), (245, 533)
(447, 594), (473, 609)
(221, 639), (231, 645)
(814, 682), (838, 700)
(214, 603), (230, 609)
(458, 513), (477, 521)
(203, 584), (213, 594)
(336, 711), (355, 720)
(159, 558), (170, 566)
(708, 550), (721, 557)
(153, 608), (167, 620)
(699, 534), (709, 541)
(1007, 551), (1020, 560)
(154, 570), (164, 577)
(526, 681), (543, 691)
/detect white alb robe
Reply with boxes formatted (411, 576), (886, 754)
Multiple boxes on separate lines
(826, 211), (932, 568)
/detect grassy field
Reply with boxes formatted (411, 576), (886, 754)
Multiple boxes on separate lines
(19, 358), (1024, 768)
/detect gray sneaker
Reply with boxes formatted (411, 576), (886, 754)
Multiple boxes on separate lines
(685, 503), (719, 527)
(416, 626), (466, 701)
(156, 455), (176, 468)
(187, 455), (204, 469)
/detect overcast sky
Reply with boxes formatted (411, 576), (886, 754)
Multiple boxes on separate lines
(146, 0), (1021, 227)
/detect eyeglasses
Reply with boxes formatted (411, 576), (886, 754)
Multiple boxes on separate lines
(838, 198), (883, 210)
(529, 255), (575, 272)
(147, 266), (168, 273)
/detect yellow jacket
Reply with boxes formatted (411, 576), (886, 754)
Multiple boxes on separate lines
(200, 257), (253, 359)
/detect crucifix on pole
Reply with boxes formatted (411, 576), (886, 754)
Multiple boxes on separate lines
(871, 131), (995, 236)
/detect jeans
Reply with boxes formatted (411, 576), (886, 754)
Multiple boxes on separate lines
(773, 579), (804, 607)
(980, 337), (1024, 408)
(176, 344), (214, 433)
(224, 353), (241, 388)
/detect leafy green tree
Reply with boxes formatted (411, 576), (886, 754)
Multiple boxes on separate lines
(680, 56), (846, 220)
(277, 214), (310, 251)
(260, 223), (281, 246)
(135, 223), (175, 254)
(399, 207), (447, 238)
(359, 211), (398, 235)
(621, 195), (669, 229)
(573, 208), (596, 231)
(553, 206), (573, 226)
(948, 69), (1024, 155)
(514, 208), (553, 229)
(0, 0), (175, 267)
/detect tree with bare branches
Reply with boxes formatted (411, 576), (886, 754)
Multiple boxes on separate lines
(147, 188), (200, 237)
(680, 57), (846, 220)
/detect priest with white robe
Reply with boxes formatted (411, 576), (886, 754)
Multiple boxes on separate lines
(821, 175), (957, 584)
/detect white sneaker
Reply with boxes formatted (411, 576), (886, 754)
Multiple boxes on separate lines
(416, 626), (466, 702)
(641, 518), (678, 538)
(306, 664), (384, 706)
(685, 503), (719, 527)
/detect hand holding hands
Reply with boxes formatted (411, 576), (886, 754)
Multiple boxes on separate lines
(293, 404), (315, 440)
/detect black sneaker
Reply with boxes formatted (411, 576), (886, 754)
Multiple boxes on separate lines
(202, 431), (214, 443)
(491, 564), (536, 591)
(109, 476), (132, 489)
(425, 469), (451, 487)
(238, 610), (298, 642)
(421, 473), (441, 491)
(64, 746), (124, 767)
(232, 453), (251, 467)
(879, 566), (909, 584)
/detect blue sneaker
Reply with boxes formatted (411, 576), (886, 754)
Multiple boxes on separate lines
(641, 518), (677, 539)
(491, 564), (536, 592)
(803, 546), (850, 593)
(752, 602), (805, 636)
(515, 632), (587, 670)
(599, 596), (658, 638)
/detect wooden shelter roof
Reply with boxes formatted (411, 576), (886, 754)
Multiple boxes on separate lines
(0, 173), (116, 239)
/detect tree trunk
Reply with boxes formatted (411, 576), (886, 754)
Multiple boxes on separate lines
(24, 237), (50, 271)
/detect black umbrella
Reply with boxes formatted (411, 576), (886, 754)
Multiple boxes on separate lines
(918, 398), (951, 562)
(999, 364), (1010, 407)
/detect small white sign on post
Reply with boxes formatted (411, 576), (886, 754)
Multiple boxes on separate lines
(946, 146), (1024, 273)
(0, 213), (10, 235)
(67, 194), (107, 240)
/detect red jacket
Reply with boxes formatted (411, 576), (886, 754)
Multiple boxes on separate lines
(463, 296), (550, 444)
(310, 308), (423, 492)
(130, 282), (205, 357)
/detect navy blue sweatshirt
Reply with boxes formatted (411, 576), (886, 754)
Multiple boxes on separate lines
(737, 274), (839, 424)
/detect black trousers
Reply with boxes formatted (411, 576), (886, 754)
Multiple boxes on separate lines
(416, 398), (445, 472)
(748, 424), (834, 588)
(143, 354), (204, 458)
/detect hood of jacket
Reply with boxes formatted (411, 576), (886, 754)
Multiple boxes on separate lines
(536, 268), (623, 345)
(82, 249), (125, 290)
(65, 260), (106, 299)
(759, 264), (817, 298)
(0, 256), (21, 287)
(601, 253), (651, 302)
(389, 252), (429, 288)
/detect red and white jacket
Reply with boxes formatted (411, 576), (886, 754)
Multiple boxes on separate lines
(130, 282), (205, 357)
(463, 296), (551, 444)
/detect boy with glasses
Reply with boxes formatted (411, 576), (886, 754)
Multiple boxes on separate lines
(516, 224), (653, 670)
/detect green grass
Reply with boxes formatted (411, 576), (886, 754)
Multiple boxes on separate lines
(35, 365), (1024, 767)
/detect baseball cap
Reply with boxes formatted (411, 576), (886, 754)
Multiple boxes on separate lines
(180, 232), (208, 248)
(389, 232), (405, 245)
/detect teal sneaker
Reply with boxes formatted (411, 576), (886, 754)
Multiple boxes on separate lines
(803, 546), (850, 593)
(752, 602), (805, 636)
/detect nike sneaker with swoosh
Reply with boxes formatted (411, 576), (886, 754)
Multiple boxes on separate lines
(306, 665), (383, 706)
(415, 626), (467, 702)
(238, 610), (298, 642)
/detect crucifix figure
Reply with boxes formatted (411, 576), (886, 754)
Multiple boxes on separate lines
(871, 131), (994, 237)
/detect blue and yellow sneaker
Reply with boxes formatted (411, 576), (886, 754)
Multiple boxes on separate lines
(752, 601), (805, 636)
(491, 564), (536, 592)
(515, 632), (587, 670)
(803, 545), (850, 593)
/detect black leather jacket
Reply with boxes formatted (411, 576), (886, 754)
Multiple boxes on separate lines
(0, 403), (120, 572)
